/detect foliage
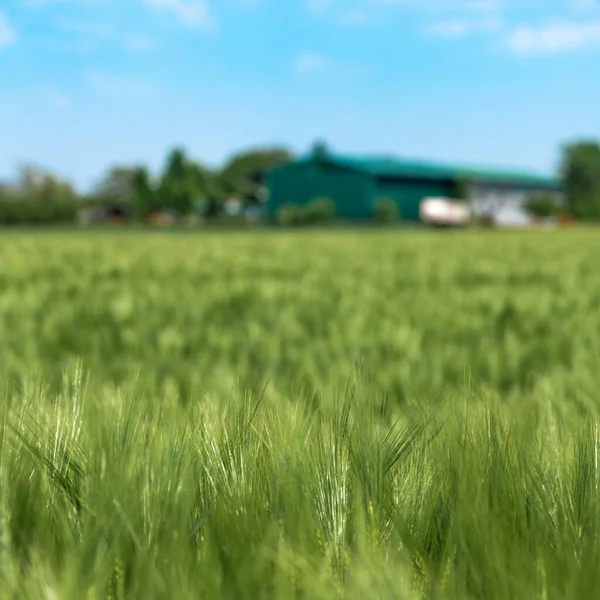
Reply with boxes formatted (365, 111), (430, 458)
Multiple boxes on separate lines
(523, 193), (560, 218)
(13, 164), (78, 202)
(275, 197), (335, 227)
(373, 197), (400, 224)
(0, 164), (80, 225)
(0, 198), (80, 225)
(311, 139), (330, 158)
(304, 197), (336, 224)
(125, 145), (295, 218)
(218, 147), (293, 204)
(156, 148), (198, 215)
(67, 146), (293, 223)
(275, 202), (302, 226)
(130, 167), (156, 219)
(561, 141), (600, 213)
(569, 195), (600, 221)
(91, 165), (141, 205)
(188, 161), (223, 207)
(2, 230), (600, 597)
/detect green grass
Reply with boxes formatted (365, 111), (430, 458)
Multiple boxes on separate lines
(2, 229), (600, 598)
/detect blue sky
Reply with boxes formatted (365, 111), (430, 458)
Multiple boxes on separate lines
(0, 0), (599, 191)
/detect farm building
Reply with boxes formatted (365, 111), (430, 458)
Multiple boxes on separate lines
(265, 150), (562, 226)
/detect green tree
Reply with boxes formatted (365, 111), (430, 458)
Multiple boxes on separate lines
(130, 167), (155, 219)
(523, 193), (559, 219)
(15, 164), (77, 202)
(162, 148), (188, 183)
(310, 140), (329, 158)
(92, 166), (140, 204)
(218, 147), (293, 206)
(0, 164), (79, 225)
(158, 147), (200, 215)
(561, 141), (600, 218)
(188, 160), (225, 216)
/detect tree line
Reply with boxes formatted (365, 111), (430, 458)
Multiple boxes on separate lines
(0, 140), (599, 226)
(0, 145), (293, 225)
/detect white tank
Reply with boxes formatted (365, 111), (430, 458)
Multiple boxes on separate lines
(420, 197), (471, 226)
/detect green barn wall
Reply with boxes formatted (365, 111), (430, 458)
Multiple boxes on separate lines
(266, 162), (374, 220)
(266, 160), (458, 222)
(372, 178), (454, 221)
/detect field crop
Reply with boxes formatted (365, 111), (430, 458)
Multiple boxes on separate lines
(1, 229), (600, 599)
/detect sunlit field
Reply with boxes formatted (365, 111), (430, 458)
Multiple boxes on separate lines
(2, 228), (600, 599)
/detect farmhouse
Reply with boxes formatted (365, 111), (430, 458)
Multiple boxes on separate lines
(265, 149), (562, 226)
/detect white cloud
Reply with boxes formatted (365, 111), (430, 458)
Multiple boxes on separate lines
(294, 51), (329, 75)
(424, 14), (502, 37)
(367, 0), (600, 55)
(0, 11), (16, 48)
(139, 0), (214, 29)
(319, 0), (506, 32)
(507, 19), (600, 54)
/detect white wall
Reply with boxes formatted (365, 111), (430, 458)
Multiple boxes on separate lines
(469, 184), (564, 227)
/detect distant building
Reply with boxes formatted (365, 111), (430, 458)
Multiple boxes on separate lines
(265, 150), (562, 226)
(77, 204), (127, 225)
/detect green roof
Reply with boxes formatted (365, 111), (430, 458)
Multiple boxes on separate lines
(299, 153), (561, 189)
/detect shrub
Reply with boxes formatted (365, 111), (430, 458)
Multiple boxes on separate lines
(0, 198), (80, 226)
(569, 195), (600, 221)
(524, 194), (559, 219)
(373, 197), (400, 224)
(304, 197), (336, 225)
(275, 203), (302, 227)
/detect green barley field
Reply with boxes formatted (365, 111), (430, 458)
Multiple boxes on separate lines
(2, 228), (600, 599)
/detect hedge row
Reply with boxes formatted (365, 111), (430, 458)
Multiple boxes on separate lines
(275, 197), (400, 227)
(0, 199), (81, 225)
